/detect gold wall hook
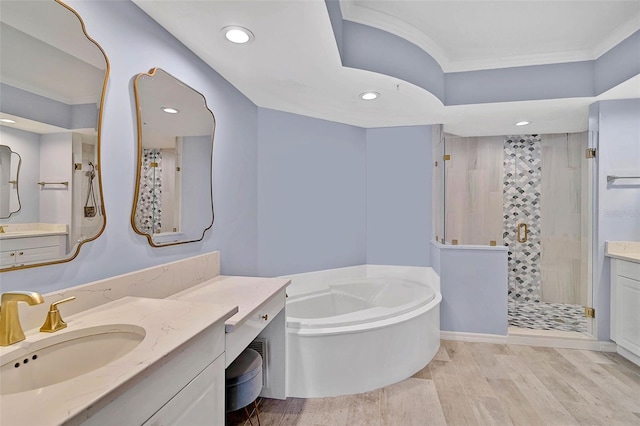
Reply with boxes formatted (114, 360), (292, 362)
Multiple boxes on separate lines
(40, 296), (76, 333)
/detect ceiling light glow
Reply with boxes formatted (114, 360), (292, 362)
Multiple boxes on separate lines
(515, 121), (530, 126)
(360, 91), (380, 101)
(162, 107), (179, 114)
(223, 26), (254, 44)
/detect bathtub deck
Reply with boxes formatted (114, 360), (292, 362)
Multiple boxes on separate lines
(228, 340), (640, 425)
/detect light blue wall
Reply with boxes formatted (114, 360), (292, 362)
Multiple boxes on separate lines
(432, 242), (509, 335)
(257, 108), (367, 276)
(256, 109), (436, 277)
(0, 0), (259, 293)
(366, 126), (432, 266)
(592, 98), (640, 340)
(595, 31), (640, 94)
(0, 84), (97, 130)
(445, 61), (595, 105)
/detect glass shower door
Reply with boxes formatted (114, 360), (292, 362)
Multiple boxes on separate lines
(506, 133), (592, 335)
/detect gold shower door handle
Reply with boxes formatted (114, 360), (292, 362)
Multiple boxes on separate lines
(517, 223), (528, 243)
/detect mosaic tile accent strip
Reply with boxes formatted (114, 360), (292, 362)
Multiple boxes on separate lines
(508, 300), (588, 333)
(134, 148), (163, 234)
(503, 135), (542, 303)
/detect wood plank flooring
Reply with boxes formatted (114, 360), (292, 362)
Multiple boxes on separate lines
(228, 340), (640, 426)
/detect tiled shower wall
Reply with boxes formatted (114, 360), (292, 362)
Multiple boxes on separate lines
(503, 135), (542, 302)
(135, 148), (163, 234)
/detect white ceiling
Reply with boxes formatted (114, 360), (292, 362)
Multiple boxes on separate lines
(342, 0), (640, 72)
(34, 1), (640, 136)
(132, 0), (640, 136)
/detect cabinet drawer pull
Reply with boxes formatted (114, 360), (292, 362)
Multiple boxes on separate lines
(18, 252), (24, 256)
(261, 314), (268, 321)
(10, 253), (15, 257)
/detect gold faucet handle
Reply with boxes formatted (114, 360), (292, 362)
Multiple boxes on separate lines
(40, 296), (76, 333)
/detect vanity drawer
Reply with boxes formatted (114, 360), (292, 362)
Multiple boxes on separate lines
(225, 290), (285, 367)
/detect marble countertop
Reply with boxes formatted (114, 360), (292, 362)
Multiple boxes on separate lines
(605, 241), (640, 264)
(168, 275), (291, 332)
(0, 296), (237, 426)
(0, 223), (68, 239)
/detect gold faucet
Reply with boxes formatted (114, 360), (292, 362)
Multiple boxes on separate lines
(0, 291), (44, 346)
(0, 225), (6, 233)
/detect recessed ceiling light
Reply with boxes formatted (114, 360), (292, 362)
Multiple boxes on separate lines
(515, 121), (530, 126)
(0, 118), (16, 124)
(360, 92), (380, 101)
(162, 107), (179, 114)
(222, 26), (254, 44)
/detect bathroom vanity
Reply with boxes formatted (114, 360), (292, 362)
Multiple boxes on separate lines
(0, 224), (67, 268)
(607, 241), (640, 366)
(0, 252), (289, 425)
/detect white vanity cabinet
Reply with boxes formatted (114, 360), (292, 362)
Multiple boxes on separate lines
(81, 321), (227, 426)
(610, 257), (640, 365)
(143, 355), (225, 426)
(0, 234), (66, 267)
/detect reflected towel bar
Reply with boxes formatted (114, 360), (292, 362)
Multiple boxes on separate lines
(38, 181), (69, 187)
(607, 175), (640, 183)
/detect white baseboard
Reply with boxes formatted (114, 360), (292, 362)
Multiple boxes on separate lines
(440, 330), (616, 352)
(617, 346), (640, 366)
(440, 331), (507, 344)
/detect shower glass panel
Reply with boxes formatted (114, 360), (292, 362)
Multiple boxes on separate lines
(443, 135), (503, 245)
(433, 125), (445, 243)
(442, 133), (591, 334)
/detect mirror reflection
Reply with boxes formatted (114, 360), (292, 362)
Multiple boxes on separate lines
(0, 0), (108, 270)
(0, 145), (21, 218)
(132, 68), (215, 246)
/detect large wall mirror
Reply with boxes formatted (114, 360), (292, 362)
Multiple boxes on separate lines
(0, 0), (109, 271)
(132, 68), (215, 247)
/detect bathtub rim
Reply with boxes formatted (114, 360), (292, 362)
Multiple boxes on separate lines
(286, 276), (436, 327)
(286, 292), (442, 337)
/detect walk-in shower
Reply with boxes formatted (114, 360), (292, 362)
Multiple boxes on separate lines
(435, 132), (592, 334)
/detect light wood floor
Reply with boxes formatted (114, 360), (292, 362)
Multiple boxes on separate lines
(229, 340), (640, 426)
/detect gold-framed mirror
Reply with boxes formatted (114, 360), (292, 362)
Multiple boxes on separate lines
(0, 0), (109, 271)
(131, 68), (215, 247)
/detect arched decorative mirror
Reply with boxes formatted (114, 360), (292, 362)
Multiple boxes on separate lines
(0, 0), (109, 271)
(0, 145), (22, 219)
(132, 68), (215, 247)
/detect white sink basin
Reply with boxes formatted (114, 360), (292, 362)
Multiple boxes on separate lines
(0, 324), (145, 395)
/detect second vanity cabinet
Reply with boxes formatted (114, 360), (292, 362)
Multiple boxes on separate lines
(0, 234), (66, 268)
(610, 258), (640, 364)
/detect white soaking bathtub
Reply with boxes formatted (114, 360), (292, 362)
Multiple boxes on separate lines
(283, 265), (441, 398)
